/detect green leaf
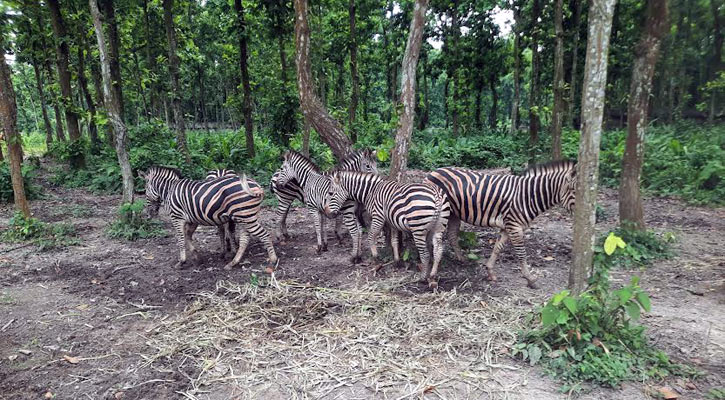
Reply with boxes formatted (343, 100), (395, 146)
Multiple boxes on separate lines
(604, 232), (627, 255)
(556, 310), (570, 325)
(636, 292), (651, 312)
(625, 301), (641, 321)
(402, 249), (411, 261)
(563, 297), (578, 315)
(541, 305), (558, 327)
(552, 290), (569, 306)
(528, 345), (542, 366)
(466, 252), (480, 260)
(616, 288), (633, 305)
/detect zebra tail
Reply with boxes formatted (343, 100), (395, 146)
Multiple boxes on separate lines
(430, 185), (449, 231)
(240, 173), (264, 198)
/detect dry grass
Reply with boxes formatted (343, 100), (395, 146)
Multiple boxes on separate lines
(141, 276), (533, 399)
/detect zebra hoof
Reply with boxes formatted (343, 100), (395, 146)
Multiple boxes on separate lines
(264, 266), (275, 274)
(316, 244), (328, 254)
(487, 273), (498, 282)
(428, 279), (439, 290)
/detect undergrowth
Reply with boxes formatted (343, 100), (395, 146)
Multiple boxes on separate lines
(0, 162), (42, 203)
(1, 212), (79, 251)
(595, 225), (674, 268)
(106, 200), (167, 241)
(514, 232), (697, 390)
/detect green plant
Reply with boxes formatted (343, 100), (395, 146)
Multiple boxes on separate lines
(1, 212), (79, 250)
(0, 162), (42, 203)
(107, 200), (167, 241)
(707, 388), (725, 400)
(514, 233), (695, 389)
(595, 226), (673, 269)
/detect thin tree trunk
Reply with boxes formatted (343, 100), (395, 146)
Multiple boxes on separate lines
(77, 25), (100, 152)
(294, 0), (352, 159)
(619, 0), (669, 231)
(0, 47), (31, 217)
(475, 84), (483, 129)
(489, 77), (498, 129)
(133, 51), (149, 120)
(48, 0), (84, 168)
(302, 118), (311, 157)
(102, 0), (124, 118)
(510, 1), (521, 135)
(528, 0), (542, 164)
(32, 61), (54, 150)
(568, 0), (584, 128)
(449, 1), (460, 137)
(552, 0), (566, 160)
(45, 61), (66, 143)
(143, 0), (157, 117)
(349, 0), (360, 143)
(234, 0), (255, 158)
(570, 0), (617, 294)
(709, 0), (723, 123)
(162, 0), (191, 163)
(90, 0), (134, 204)
(389, 0), (429, 181)
(279, 35), (289, 83)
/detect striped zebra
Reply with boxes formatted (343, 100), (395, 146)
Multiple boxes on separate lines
(272, 150), (376, 255)
(206, 169), (240, 253)
(140, 166), (278, 270)
(270, 149), (377, 242)
(425, 160), (576, 288)
(321, 171), (450, 287)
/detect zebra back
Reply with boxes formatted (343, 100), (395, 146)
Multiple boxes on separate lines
(206, 168), (237, 180)
(521, 160), (576, 177)
(329, 149), (378, 175)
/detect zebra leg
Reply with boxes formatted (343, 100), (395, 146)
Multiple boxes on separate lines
(507, 228), (538, 289)
(446, 216), (466, 262)
(342, 210), (362, 263)
(226, 221), (238, 251)
(334, 216), (344, 244)
(390, 229), (403, 268)
(224, 228), (250, 270)
(484, 230), (509, 283)
(172, 219), (188, 268)
(184, 222), (200, 265)
(412, 230), (432, 281)
(368, 215), (386, 274)
(312, 210), (328, 254)
(217, 225), (227, 253)
(241, 218), (279, 271)
(276, 199), (292, 241)
(428, 230), (445, 289)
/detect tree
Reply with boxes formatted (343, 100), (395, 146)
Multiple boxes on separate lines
(0, 39), (31, 217)
(348, 0), (360, 143)
(162, 0), (191, 163)
(294, 0), (352, 160)
(234, 0), (255, 158)
(47, 0), (85, 168)
(510, 1), (521, 135)
(528, 0), (542, 164)
(551, 0), (566, 160)
(568, 0), (584, 128)
(708, 0), (723, 123)
(102, 0), (124, 120)
(619, 0), (669, 231)
(89, 0), (134, 204)
(76, 22), (100, 151)
(389, 0), (429, 181)
(570, 0), (617, 294)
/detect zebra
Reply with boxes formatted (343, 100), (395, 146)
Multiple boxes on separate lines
(274, 150), (369, 258)
(270, 149), (377, 242)
(206, 168), (240, 254)
(425, 160), (576, 288)
(139, 166), (278, 271)
(321, 171), (450, 288)
(270, 149), (378, 254)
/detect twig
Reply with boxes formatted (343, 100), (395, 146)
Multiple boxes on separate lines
(1, 318), (14, 332)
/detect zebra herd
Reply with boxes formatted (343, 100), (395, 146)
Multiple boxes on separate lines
(140, 149), (577, 289)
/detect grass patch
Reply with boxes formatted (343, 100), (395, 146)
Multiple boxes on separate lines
(106, 200), (167, 241)
(1, 212), (80, 251)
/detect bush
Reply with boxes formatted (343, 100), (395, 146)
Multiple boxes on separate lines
(106, 200), (167, 241)
(1, 212), (79, 251)
(514, 233), (695, 389)
(0, 162), (42, 203)
(595, 227), (674, 269)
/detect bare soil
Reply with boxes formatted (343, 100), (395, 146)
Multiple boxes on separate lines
(1, 163), (723, 400)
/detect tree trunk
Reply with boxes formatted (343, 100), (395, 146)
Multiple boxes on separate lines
(47, 0), (85, 168)
(619, 0), (669, 231)
(234, 0), (256, 158)
(279, 35), (289, 84)
(528, 0), (541, 164)
(349, 0), (360, 143)
(45, 60), (67, 143)
(568, 0), (584, 128)
(551, 0), (566, 160)
(489, 77), (499, 129)
(90, 0), (134, 205)
(102, 0), (124, 119)
(709, 0), (723, 123)
(302, 118), (311, 157)
(449, 1), (460, 137)
(474, 84), (483, 129)
(293, 0), (352, 160)
(0, 47), (31, 217)
(570, 0), (617, 294)
(31, 61), (54, 150)
(143, 0), (158, 117)
(76, 25), (100, 152)
(162, 0), (191, 163)
(510, 1), (521, 135)
(389, 0), (429, 182)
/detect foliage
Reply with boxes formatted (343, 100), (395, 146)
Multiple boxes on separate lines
(514, 233), (695, 389)
(595, 226), (674, 269)
(562, 123), (725, 206)
(0, 162), (42, 203)
(707, 388), (725, 400)
(1, 212), (79, 251)
(106, 200), (167, 241)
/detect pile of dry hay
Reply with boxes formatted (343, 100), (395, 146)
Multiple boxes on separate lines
(141, 276), (532, 399)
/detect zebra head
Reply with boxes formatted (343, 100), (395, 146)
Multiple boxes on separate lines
(322, 172), (349, 219)
(559, 167), (577, 215)
(334, 149), (379, 174)
(275, 152), (298, 187)
(206, 169), (236, 180)
(139, 166), (181, 218)
(524, 160), (577, 215)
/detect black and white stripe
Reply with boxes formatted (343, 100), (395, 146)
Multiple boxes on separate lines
(141, 166), (277, 270)
(425, 160), (576, 288)
(322, 171), (450, 287)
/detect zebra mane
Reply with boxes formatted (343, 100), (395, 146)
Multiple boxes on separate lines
(521, 160), (576, 177)
(147, 165), (182, 178)
(283, 150), (321, 173)
(330, 148), (374, 172)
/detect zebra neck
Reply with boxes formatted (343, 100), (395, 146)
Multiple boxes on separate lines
(295, 166), (322, 187)
(343, 173), (382, 206)
(521, 176), (559, 217)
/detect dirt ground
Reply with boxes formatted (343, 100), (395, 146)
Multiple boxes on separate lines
(1, 163), (723, 400)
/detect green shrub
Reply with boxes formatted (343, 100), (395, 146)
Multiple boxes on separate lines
(107, 200), (167, 241)
(514, 233), (695, 389)
(595, 227), (673, 269)
(0, 162), (42, 203)
(1, 212), (79, 250)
